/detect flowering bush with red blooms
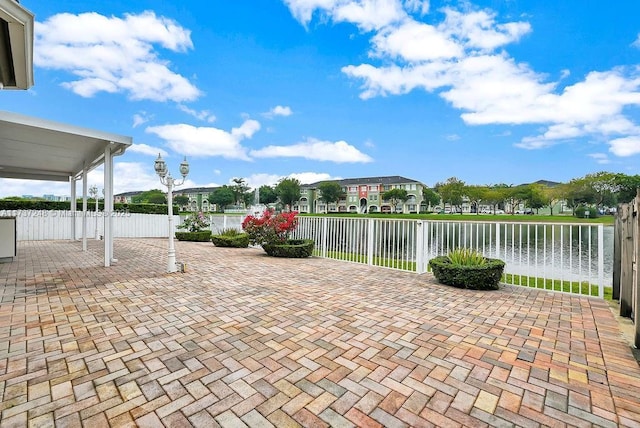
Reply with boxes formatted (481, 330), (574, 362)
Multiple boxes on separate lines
(242, 209), (299, 247)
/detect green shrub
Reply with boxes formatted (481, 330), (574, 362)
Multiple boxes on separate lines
(429, 255), (505, 290)
(262, 239), (314, 258)
(175, 231), (212, 242)
(211, 232), (249, 248)
(573, 206), (599, 218)
(447, 248), (486, 266)
(219, 228), (242, 236)
(0, 199), (178, 214)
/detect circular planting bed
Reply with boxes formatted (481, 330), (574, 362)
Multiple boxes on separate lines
(262, 239), (315, 258)
(428, 256), (505, 290)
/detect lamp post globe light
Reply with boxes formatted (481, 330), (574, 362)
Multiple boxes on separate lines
(154, 154), (189, 273)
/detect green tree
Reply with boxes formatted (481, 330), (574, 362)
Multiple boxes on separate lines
(275, 178), (301, 210)
(132, 189), (166, 204)
(540, 185), (563, 215)
(231, 178), (250, 207)
(482, 187), (505, 213)
(382, 188), (409, 212)
(421, 187), (440, 211)
(526, 184), (547, 212)
(616, 173), (640, 203)
(582, 171), (620, 208)
(208, 186), (235, 212)
(463, 185), (487, 215)
(434, 177), (465, 214)
(505, 185), (530, 214)
(563, 178), (597, 212)
(174, 195), (190, 208)
(258, 185), (278, 205)
(318, 181), (345, 205)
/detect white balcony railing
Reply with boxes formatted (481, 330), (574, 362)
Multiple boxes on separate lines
(293, 217), (609, 298)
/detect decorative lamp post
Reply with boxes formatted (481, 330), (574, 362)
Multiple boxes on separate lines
(154, 154), (189, 272)
(89, 185), (99, 240)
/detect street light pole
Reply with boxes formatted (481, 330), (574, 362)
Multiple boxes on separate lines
(154, 154), (189, 273)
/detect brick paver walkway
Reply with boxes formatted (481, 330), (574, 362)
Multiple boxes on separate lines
(1, 239), (639, 427)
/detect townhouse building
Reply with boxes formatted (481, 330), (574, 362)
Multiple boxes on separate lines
(296, 176), (427, 214)
(114, 187), (219, 211)
(174, 187), (219, 212)
(113, 191), (141, 204)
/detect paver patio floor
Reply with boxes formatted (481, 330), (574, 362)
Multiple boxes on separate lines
(1, 239), (639, 427)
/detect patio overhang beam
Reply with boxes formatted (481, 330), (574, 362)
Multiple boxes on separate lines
(0, 0), (34, 90)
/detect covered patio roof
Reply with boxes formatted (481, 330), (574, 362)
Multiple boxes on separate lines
(0, 110), (132, 267)
(0, 110), (131, 181)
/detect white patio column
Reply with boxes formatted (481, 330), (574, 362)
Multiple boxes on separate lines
(104, 145), (113, 267)
(70, 176), (76, 240)
(82, 164), (88, 251)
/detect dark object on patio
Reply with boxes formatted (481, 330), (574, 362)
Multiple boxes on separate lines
(429, 255), (505, 290)
(262, 239), (315, 258)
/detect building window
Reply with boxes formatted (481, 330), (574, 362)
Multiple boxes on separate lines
(349, 186), (357, 192)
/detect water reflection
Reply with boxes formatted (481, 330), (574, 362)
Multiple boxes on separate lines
(423, 222), (612, 286)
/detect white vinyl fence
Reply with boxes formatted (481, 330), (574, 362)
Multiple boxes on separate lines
(0, 210), (244, 241)
(293, 216), (610, 298)
(4, 210), (610, 298)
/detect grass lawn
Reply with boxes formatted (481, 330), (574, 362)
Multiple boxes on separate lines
(302, 212), (614, 225)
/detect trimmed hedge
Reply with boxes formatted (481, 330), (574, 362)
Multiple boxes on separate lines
(175, 231), (212, 242)
(0, 200), (178, 215)
(262, 239), (315, 258)
(211, 233), (250, 248)
(428, 256), (505, 290)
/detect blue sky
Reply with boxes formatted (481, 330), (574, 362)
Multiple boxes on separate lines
(2, 0), (640, 198)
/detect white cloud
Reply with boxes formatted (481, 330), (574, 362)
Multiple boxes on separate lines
(440, 8), (531, 51)
(133, 112), (153, 128)
(446, 134), (460, 141)
(263, 105), (293, 118)
(633, 34), (640, 48)
(609, 136), (640, 157)
(284, 0), (406, 31)
(288, 172), (341, 185)
(244, 173), (284, 188)
(404, 0), (429, 15)
(178, 105), (216, 123)
(145, 119), (260, 160)
(35, 11), (200, 102)
(287, 1), (640, 158)
(333, 0), (407, 31)
(371, 21), (462, 61)
(588, 153), (611, 165)
(0, 178), (70, 198)
(108, 162), (201, 194)
(0, 161), (187, 198)
(128, 144), (168, 157)
(243, 172), (342, 188)
(250, 137), (373, 163)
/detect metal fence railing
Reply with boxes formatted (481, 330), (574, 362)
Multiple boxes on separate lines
(5, 210), (610, 298)
(294, 216), (609, 298)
